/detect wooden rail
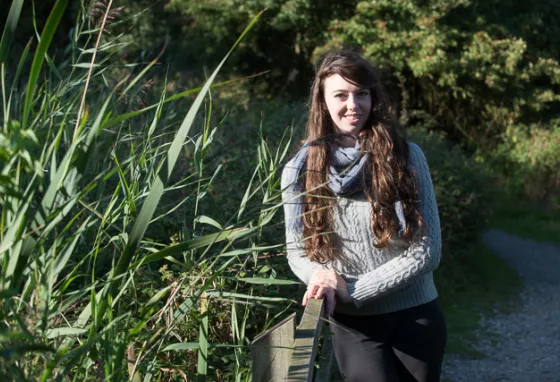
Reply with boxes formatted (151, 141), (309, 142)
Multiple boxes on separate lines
(251, 298), (337, 382)
(286, 298), (325, 381)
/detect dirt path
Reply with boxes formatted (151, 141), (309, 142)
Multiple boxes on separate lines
(443, 229), (560, 382)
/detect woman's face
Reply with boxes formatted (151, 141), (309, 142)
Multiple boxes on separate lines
(323, 74), (372, 136)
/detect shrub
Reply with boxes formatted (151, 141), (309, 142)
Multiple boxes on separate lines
(408, 127), (495, 257)
(481, 121), (560, 202)
(317, 0), (560, 155)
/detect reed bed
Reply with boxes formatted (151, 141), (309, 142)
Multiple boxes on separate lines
(0, 1), (296, 380)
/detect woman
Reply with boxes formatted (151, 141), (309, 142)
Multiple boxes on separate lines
(281, 51), (447, 382)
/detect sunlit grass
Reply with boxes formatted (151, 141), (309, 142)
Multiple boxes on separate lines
(0, 1), (295, 380)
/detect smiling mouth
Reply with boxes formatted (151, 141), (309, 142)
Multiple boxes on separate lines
(345, 114), (361, 122)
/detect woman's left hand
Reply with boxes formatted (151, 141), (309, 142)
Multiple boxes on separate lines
(304, 269), (352, 316)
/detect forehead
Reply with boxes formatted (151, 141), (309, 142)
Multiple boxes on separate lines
(323, 74), (363, 93)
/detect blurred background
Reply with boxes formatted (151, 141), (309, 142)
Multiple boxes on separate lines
(0, 0), (558, 380)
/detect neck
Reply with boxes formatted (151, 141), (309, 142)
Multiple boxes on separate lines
(336, 134), (358, 148)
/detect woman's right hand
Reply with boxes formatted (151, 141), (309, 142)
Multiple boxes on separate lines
(303, 284), (337, 316)
(304, 269), (353, 316)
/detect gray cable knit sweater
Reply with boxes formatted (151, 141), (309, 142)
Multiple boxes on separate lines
(281, 142), (441, 315)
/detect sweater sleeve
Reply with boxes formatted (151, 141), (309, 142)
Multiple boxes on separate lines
(345, 142), (442, 308)
(281, 161), (322, 285)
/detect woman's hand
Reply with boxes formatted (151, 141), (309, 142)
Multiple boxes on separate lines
(303, 269), (353, 316)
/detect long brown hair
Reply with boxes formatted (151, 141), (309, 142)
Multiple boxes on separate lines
(303, 51), (422, 264)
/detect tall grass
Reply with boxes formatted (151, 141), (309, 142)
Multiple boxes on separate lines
(0, 1), (295, 380)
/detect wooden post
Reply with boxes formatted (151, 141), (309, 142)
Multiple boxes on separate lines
(251, 313), (296, 382)
(315, 329), (336, 382)
(286, 298), (325, 382)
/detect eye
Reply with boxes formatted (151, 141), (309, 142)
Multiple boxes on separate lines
(358, 90), (370, 97)
(334, 93), (347, 99)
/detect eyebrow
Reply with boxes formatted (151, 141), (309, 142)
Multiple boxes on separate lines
(331, 89), (368, 94)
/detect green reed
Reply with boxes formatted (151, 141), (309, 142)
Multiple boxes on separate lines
(0, 1), (296, 380)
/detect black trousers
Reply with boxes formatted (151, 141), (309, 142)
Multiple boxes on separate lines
(330, 299), (447, 382)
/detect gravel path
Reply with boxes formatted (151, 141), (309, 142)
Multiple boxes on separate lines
(443, 229), (560, 382)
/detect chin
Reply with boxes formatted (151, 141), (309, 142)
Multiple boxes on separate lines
(345, 126), (362, 135)
(335, 123), (362, 136)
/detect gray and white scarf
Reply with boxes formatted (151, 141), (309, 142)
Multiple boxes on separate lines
(284, 138), (405, 231)
(288, 139), (368, 196)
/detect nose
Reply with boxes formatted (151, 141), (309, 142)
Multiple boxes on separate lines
(347, 93), (357, 111)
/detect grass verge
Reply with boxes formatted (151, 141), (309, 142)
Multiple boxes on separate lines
(490, 195), (560, 245)
(436, 240), (522, 357)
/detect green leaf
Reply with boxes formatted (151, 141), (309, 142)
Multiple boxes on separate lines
(102, 78), (248, 130)
(145, 286), (170, 306)
(46, 327), (88, 339)
(10, 236), (36, 290)
(162, 343), (200, 351)
(0, 289), (16, 299)
(161, 343), (245, 352)
(134, 227), (257, 267)
(36, 95), (111, 229)
(259, 208), (278, 227)
(0, 331), (28, 342)
(205, 292), (294, 302)
(194, 215), (222, 230)
(197, 294), (208, 381)
(238, 277), (300, 285)
(50, 217), (91, 288)
(22, 0), (69, 129)
(71, 62), (101, 69)
(0, 0), (24, 64)
(0, 204), (25, 262)
(237, 165), (260, 223)
(217, 244), (283, 258)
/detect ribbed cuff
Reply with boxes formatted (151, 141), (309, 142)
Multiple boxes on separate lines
(345, 281), (365, 308)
